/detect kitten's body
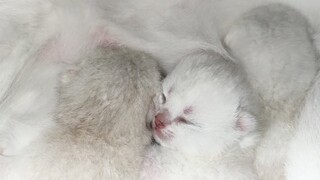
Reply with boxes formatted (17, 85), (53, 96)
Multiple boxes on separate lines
(141, 52), (260, 180)
(225, 4), (318, 180)
(0, 46), (160, 179)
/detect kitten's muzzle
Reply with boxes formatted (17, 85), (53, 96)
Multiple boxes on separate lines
(152, 111), (170, 130)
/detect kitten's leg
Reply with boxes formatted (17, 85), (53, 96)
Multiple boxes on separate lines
(225, 4), (318, 180)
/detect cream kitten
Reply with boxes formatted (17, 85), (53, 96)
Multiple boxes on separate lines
(141, 52), (260, 180)
(225, 4), (318, 180)
(0, 46), (160, 180)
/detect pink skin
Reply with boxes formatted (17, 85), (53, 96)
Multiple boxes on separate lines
(149, 88), (195, 142)
(91, 26), (117, 47)
(183, 106), (193, 115)
(37, 26), (116, 65)
(151, 105), (194, 141)
(152, 111), (173, 140)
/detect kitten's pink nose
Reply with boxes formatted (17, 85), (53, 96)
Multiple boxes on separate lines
(155, 113), (167, 129)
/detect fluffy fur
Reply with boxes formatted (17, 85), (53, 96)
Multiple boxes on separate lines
(285, 72), (320, 180)
(0, 46), (160, 179)
(141, 52), (260, 180)
(0, 0), (111, 155)
(224, 4), (318, 180)
(91, 0), (320, 72)
(1, 0), (320, 178)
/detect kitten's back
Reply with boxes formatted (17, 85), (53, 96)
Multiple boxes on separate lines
(1, 46), (160, 180)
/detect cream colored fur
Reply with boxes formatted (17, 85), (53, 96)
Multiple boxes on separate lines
(0, 46), (160, 180)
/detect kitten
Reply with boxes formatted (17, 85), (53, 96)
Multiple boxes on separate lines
(0, 46), (160, 179)
(224, 4), (318, 180)
(141, 51), (260, 180)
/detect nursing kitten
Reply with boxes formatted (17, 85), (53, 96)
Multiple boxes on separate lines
(286, 72), (320, 180)
(225, 4), (318, 180)
(0, 46), (160, 180)
(141, 52), (260, 180)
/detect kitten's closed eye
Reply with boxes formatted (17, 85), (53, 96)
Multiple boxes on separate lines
(175, 117), (194, 126)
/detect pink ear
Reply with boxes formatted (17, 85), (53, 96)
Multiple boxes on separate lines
(236, 111), (256, 134)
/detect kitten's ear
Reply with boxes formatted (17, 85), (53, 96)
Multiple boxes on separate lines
(236, 111), (257, 135)
(236, 111), (260, 149)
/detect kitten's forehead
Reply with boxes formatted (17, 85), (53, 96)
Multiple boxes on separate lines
(164, 57), (237, 93)
(163, 68), (211, 94)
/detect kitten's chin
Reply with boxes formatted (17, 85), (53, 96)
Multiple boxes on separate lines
(152, 129), (173, 146)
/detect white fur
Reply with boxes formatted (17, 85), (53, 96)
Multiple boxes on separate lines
(285, 72), (320, 180)
(225, 4), (318, 180)
(0, 46), (160, 179)
(89, 0), (320, 72)
(141, 52), (260, 180)
(0, 0), (116, 156)
(1, 0), (320, 178)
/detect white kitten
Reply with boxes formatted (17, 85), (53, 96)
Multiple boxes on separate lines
(285, 72), (320, 180)
(0, 46), (160, 180)
(225, 4), (318, 180)
(141, 52), (260, 180)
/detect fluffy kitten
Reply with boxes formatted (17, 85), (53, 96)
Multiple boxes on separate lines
(224, 4), (318, 180)
(141, 52), (260, 180)
(0, 46), (160, 179)
(285, 72), (320, 180)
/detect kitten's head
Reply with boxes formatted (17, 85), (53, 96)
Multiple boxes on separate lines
(148, 52), (259, 155)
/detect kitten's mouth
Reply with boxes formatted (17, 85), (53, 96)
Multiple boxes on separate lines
(151, 112), (173, 142)
(154, 129), (165, 139)
(152, 128), (173, 143)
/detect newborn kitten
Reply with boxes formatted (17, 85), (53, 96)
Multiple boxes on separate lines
(285, 72), (320, 180)
(0, 46), (160, 180)
(141, 52), (260, 180)
(224, 4), (318, 180)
